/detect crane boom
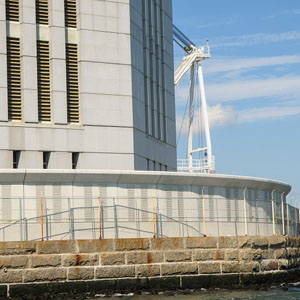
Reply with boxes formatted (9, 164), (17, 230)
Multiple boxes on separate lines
(173, 25), (215, 174)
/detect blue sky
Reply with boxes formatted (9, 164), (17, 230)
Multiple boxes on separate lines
(172, 0), (300, 205)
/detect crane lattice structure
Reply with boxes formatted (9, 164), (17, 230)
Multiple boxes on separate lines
(173, 25), (215, 174)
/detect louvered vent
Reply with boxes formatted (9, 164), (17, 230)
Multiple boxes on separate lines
(6, 0), (19, 22)
(37, 40), (51, 122)
(66, 43), (79, 123)
(7, 37), (21, 121)
(36, 0), (49, 24)
(65, 0), (77, 28)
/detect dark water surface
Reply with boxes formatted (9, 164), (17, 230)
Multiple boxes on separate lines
(89, 287), (300, 300)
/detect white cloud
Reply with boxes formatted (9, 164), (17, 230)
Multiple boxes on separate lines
(210, 31), (300, 49)
(205, 55), (300, 74)
(176, 75), (300, 106)
(206, 75), (300, 104)
(238, 105), (300, 123)
(176, 104), (237, 135)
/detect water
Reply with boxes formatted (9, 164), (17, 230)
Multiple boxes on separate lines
(90, 287), (300, 300)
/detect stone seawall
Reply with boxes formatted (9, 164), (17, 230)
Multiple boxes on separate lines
(0, 236), (299, 299)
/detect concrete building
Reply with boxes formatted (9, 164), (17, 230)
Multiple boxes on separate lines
(0, 0), (176, 171)
(0, 1), (297, 241)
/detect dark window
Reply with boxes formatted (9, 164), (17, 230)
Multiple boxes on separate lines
(164, 165), (167, 171)
(159, 163), (162, 171)
(72, 152), (79, 169)
(13, 151), (20, 169)
(146, 159), (150, 171)
(43, 152), (50, 169)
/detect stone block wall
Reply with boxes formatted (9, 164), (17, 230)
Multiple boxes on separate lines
(0, 236), (300, 298)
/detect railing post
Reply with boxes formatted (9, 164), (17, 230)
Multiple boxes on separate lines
(101, 203), (104, 239)
(98, 196), (102, 239)
(45, 208), (49, 241)
(69, 208), (75, 240)
(271, 190), (276, 236)
(114, 199), (119, 239)
(243, 188), (248, 236)
(286, 202), (290, 236)
(202, 187), (206, 237)
(24, 218), (28, 241)
(19, 198), (23, 241)
(281, 192), (285, 236)
(40, 197), (44, 241)
(160, 214), (163, 237)
(152, 197), (156, 238)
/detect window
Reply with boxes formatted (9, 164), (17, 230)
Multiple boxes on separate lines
(37, 40), (51, 122)
(13, 151), (20, 169)
(36, 0), (48, 25)
(43, 152), (50, 169)
(6, 0), (19, 22)
(64, 0), (77, 28)
(146, 159), (150, 171)
(7, 37), (21, 120)
(66, 43), (79, 123)
(72, 152), (79, 169)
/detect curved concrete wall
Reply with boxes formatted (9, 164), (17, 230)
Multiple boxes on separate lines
(0, 170), (296, 240)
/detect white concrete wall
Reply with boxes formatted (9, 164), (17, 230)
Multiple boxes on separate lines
(0, 170), (294, 240)
(0, 0), (176, 171)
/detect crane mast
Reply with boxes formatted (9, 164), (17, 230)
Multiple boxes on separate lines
(173, 25), (215, 174)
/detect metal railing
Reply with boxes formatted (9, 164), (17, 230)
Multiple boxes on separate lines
(177, 156), (215, 173)
(0, 202), (202, 242)
(0, 195), (298, 241)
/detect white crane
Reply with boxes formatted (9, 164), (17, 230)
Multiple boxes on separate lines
(173, 25), (215, 174)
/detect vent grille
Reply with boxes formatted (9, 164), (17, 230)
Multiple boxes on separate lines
(36, 0), (49, 25)
(37, 40), (51, 122)
(65, 0), (77, 28)
(7, 37), (21, 121)
(6, 0), (19, 22)
(66, 43), (79, 123)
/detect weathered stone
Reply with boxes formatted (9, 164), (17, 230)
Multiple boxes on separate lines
(238, 237), (268, 249)
(23, 268), (67, 282)
(287, 248), (298, 258)
(198, 262), (220, 274)
(31, 255), (61, 268)
(218, 237), (238, 249)
(37, 240), (76, 254)
(0, 255), (28, 269)
(224, 250), (238, 261)
(161, 263), (198, 275)
(261, 260), (279, 271)
(274, 249), (286, 259)
(0, 270), (22, 283)
(136, 265), (160, 277)
(96, 266), (135, 279)
(185, 237), (217, 249)
(287, 237), (297, 247)
(222, 262), (239, 273)
(150, 238), (184, 250)
(261, 249), (274, 259)
(165, 250), (191, 262)
(193, 249), (224, 261)
(278, 259), (289, 270)
(68, 267), (95, 280)
(63, 254), (98, 267)
(77, 239), (114, 253)
(115, 239), (149, 251)
(0, 242), (36, 255)
(126, 251), (163, 265)
(239, 262), (259, 273)
(100, 253), (125, 265)
(239, 249), (262, 261)
(268, 236), (286, 249)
